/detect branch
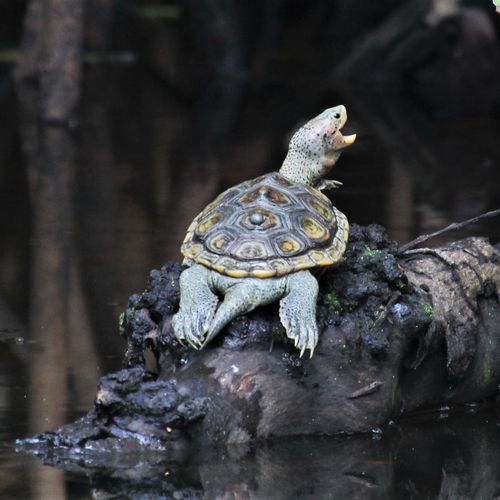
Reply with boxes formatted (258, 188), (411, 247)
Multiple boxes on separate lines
(398, 209), (500, 253)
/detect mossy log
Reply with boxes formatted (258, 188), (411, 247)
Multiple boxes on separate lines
(18, 224), (500, 459)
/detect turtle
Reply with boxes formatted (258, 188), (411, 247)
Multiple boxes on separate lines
(172, 105), (356, 357)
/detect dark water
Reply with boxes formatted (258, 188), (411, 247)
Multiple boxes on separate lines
(2, 1), (500, 497)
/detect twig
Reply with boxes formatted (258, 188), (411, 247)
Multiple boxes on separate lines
(370, 291), (401, 331)
(347, 380), (383, 399)
(398, 209), (500, 254)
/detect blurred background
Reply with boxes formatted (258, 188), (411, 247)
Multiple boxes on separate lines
(0, 0), (500, 497)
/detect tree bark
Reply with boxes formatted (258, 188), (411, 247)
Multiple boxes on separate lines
(15, 0), (84, 123)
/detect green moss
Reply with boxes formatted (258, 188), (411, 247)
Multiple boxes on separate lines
(396, 280), (406, 290)
(118, 312), (126, 335)
(421, 303), (433, 316)
(361, 245), (380, 258)
(326, 292), (342, 312)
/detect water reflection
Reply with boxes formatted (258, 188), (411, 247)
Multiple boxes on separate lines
(9, 412), (500, 499)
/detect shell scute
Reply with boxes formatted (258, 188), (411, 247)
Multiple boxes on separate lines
(205, 229), (237, 254)
(236, 209), (282, 232)
(274, 233), (306, 257)
(181, 172), (349, 277)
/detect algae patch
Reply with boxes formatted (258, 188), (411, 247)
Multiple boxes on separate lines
(325, 292), (342, 312)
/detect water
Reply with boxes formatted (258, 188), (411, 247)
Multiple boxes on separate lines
(1, 4), (500, 496)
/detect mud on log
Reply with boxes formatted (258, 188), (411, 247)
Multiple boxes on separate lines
(17, 224), (500, 458)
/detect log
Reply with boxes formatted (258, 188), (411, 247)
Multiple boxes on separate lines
(17, 224), (500, 458)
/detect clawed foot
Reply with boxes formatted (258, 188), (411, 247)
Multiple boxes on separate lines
(172, 306), (215, 349)
(171, 264), (218, 349)
(315, 179), (343, 192)
(280, 313), (319, 358)
(279, 271), (320, 358)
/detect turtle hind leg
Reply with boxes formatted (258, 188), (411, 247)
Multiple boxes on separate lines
(279, 270), (319, 358)
(172, 264), (218, 348)
(203, 275), (287, 347)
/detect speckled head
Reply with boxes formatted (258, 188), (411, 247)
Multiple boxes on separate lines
(279, 105), (356, 186)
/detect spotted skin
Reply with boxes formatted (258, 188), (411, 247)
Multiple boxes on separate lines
(172, 265), (218, 348)
(172, 105), (355, 357)
(174, 264), (318, 357)
(279, 105), (353, 186)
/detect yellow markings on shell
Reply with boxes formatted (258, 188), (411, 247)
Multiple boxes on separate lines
(250, 268), (276, 278)
(309, 199), (333, 222)
(278, 237), (301, 254)
(197, 213), (222, 233)
(211, 263), (227, 275)
(309, 250), (333, 266)
(185, 242), (203, 257)
(234, 241), (268, 259)
(181, 229), (194, 246)
(226, 269), (249, 278)
(269, 258), (289, 272)
(210, 235), (229, 250)
(328, 236), (347, 259)
(317, 258), (334, 266)
(312, 188), (332, 203)
(300, 216), (328, 240)
(291, 260), (314, 272)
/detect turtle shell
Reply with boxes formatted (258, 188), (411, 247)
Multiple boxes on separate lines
(181, 172), (349, 278)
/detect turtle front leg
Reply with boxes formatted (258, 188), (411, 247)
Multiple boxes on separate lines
(315, 179), (343, 192)
(172, 264), (218, 348)
(279, 270), (319, 358)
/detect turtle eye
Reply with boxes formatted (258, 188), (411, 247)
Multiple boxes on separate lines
(333, 112), (341, 119)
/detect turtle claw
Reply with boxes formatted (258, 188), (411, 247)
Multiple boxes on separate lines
(172, 264), (219, 350)
(172, 309), (211, 350)
(283, 317), (318, 358)
(185, 327), (207, 350)
(285, 315), (319, 359)
(316, 179), (343, 192)
(186, 337), (201, 350)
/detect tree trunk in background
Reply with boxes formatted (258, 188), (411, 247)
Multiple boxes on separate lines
(84, 0), (116, 50)
(14, 0), (84, 123)
(16, 81), (101, 497)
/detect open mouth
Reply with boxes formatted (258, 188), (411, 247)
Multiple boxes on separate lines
(336, 119), (356, 148)
(339, 132), (357, 147)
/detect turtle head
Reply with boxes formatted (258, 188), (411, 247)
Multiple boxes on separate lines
(279, 105), (356, 185)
